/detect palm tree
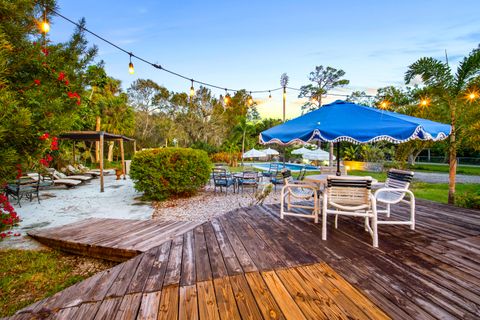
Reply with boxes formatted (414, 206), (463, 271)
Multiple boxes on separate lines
(405, 46), (480, 204)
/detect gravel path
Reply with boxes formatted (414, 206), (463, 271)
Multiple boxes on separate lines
(413, 172), (480, 184)
(153, 184), (283, 222)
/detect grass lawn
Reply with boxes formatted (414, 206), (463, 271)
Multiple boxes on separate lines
(348, 170), (479, 205)
(0, 249), (115, 317)
(407, 163), (480, 176)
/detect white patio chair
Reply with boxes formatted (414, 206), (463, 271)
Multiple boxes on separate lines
(322, 175), (378, 247)
(375, 169), (415, 230)
(281, 171), (319, 223)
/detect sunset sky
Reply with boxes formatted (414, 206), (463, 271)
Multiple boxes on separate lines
(50, 0), (480, 119)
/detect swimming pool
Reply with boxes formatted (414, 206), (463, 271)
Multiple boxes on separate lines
(248, 162), (318, 172)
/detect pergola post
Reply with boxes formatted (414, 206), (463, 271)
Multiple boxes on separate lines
(119, 138), (126, 180)
(99, 132), (104, 192)
(133, 140), (137, 154)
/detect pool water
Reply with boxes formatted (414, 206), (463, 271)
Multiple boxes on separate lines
(248, 162), (318, 172)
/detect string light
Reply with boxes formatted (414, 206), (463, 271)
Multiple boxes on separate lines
(224, 89), (230, 105)
(41, 20), (50, 33)
(379, 100), (389, 110)
(128, 54), (134, 74)
(269, 91), (272, 99)
(189, 79), (195, 97)
(466, 90), (478, 101)
(41, 5), (379, 101)
(419, 97), (430, 107)
(248, 92), (253, 105)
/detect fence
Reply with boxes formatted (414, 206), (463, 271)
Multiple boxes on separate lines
(415, 156), (480, 166)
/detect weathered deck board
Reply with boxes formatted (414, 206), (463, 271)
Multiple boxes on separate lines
(27, 218), (202, 261)
(12, 199), (480, 319)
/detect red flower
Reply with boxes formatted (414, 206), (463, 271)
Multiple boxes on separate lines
(33, 79), (41, 86)
(64, 80), (69, 86)
(14, 233), (21, 237)
(50, 137), (59, 151)
(76, 98), (81, 106)
(0, 233), (6, 239)
(41, 48), (49, 56)
(46, 154), (53, 162)
(39, 133), (50, 140)
(58, 72), (65, 81)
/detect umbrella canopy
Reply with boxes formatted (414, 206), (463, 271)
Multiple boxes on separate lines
(291, 146), (315, 155)
(242, 148), (267, 158)
(260, 100), (451, 145)
(261, 147), (280, 155)
(303, 149), (334, 161)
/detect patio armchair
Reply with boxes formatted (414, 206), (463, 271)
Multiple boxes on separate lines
(270, 169), (288, 191)
(212, 168), (235, 194)
(237, 171), (259, 193)
(262, 163), (280, 178)
(295, 166), (307, 181)
(5, 174), (41, 207)
(322, 175), (378, 247)
(280, 170), (319, 223)
(374, 169), (415, 230)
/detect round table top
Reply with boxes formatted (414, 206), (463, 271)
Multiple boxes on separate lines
(304, 174), (379, 185)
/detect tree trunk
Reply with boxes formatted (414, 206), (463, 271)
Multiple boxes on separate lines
(448, 103), (457, 205)
(241, 128), (246, 167)
(95, 116), (101, 163)
(107, 141), (114, 162)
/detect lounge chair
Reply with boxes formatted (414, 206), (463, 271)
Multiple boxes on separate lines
(375, 169), (415, 229)
(280, 170), (319, 223)
(49, 169), (93, 182)
(322, 175), (378, 247)
(28, 172), (82, 188)
(212, 168), (235, 194)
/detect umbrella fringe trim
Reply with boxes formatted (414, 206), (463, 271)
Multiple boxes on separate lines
(259, 125), (450, 145)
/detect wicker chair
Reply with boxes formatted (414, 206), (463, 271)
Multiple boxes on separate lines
(322, 175), (378, 247)
(375, 169), (415, 229)
(280, 170), (319, 223)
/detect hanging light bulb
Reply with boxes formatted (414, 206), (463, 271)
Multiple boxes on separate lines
(379, 100), (389, 110)
(466, 90), (478, 101)
(41, 20), (50, 33)
(419, 98), (430, 107)
(224, 89), (230, 105)
(128, 54), (134, 74)
(189, 79), (195, 97)
(248, 92), (253, 105)
(269, 91), (272, 99)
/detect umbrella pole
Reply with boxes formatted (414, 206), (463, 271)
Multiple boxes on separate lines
(336, 142), (341, 176)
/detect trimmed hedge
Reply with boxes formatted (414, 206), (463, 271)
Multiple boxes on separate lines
(130, 147), (212, 200)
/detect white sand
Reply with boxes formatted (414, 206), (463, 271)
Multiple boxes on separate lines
(0, 175), (153, 249)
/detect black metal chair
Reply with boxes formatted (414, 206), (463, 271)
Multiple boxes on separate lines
(262, 163), (280, 178)
(295, 166), (307, 181)
(212, 168), (235, 194)
(237, 171), (259, 193)
(5, 174), (41, 207)
(271, 169), (291, 191)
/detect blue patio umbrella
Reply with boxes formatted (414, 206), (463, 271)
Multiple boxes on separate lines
(260, 100), (451, 174)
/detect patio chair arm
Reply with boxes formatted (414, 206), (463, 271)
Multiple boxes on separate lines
(374, 187), (414, 199)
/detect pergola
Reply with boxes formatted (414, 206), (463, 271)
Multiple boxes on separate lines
(58, 131), (136, 192)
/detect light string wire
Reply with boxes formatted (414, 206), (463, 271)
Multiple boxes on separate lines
(41, 4), (375, 99)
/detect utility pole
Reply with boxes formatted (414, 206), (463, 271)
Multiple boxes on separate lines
(280, 73), (289, 165)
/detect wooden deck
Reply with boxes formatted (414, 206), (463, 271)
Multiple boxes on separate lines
(28, 218), (203, 261)
(13, 199), (480, 319)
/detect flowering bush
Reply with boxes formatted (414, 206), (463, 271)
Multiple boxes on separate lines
(0, 193), (21, 240)
(210, 152), (241, 166)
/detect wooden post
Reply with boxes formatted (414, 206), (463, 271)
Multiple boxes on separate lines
(99, 132), (104, 192)
(133, 141), (137, 154)
(119, 138), (126, 180)
(72, 141), (76, 165)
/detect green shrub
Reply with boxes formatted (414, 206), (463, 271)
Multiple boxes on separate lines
(130, 147), (211, 201)
(456, 191), (480, 209)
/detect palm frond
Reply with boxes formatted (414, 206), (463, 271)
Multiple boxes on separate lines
(455, 47), (480, 93)
(405, 57), (453, 89)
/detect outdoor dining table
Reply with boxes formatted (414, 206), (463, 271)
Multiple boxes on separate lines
(304, 174), (380, 188)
